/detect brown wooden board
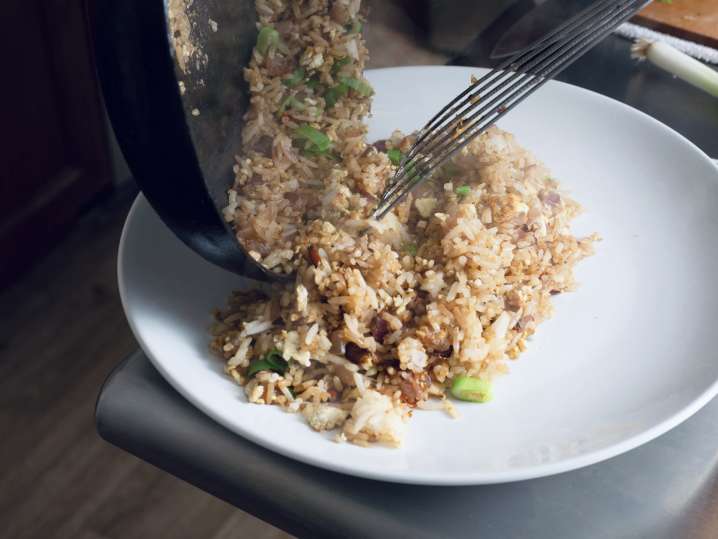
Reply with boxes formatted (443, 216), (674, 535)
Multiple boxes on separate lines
(633, 0), (718, 49)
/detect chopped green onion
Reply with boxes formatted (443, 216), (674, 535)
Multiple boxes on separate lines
(247, 359), (274, 377)
(295, 124), (331, 150)
(403, 243), (418, 256)
(294, 124), (332, 155)
(324, 76), (372, 108)
(279, 95), (306, 113)
(266, 348), (285, 363)
(450, 375), (492, 403)
(331, 56), (351, 76)
(256, 26), (280, 55)
(346, 20), (363, 34)
(247, 349), (289, 377)
(340, 77), (374, 96)
(657, 0), (672, 4)
(387, 148), (403, 166)
(305, 77), (322, 91)
(632, 40), (718, 98)
(405, 162), (420, 180)
(324, 83), (348, 108)
(291, 97), (306, 111)
(282, 68), (305, 87)
(456, 185), (471, 198)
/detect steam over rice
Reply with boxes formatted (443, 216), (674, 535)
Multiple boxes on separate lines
(211, 0), (597, 447)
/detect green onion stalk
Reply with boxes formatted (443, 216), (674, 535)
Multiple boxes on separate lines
(632, 39), (718, 98)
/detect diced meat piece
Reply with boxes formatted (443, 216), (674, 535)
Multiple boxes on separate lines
(345, 342), (369, 364)
(265, 55), (294, 77)
(398, 379), (419, 405)
(504, 290), (522, 312)
(380, 358), (400, 369)
(407, 293), (428, 317)
(251, 135), (274, 156)
(372, 139), (387, 152)
(284, 190), (302, 203)
(398, 372), (431, 405)
(307, 245), (321, 266)
(370, 316), (389, 344)
(540, 190), (562, 207)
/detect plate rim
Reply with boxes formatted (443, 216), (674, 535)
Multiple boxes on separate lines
(118, 65), (718, 485)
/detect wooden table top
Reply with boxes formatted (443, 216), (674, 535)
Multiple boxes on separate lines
(634, 0), (718, 48)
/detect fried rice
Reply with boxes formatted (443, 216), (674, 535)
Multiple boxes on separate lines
(211, 0), (597, 447)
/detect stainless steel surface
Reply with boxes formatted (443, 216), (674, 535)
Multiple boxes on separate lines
(97, 351), (718, 538)
(374, 0), (651, 219)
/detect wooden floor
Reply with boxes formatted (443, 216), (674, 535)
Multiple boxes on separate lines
(0, 186), (289, 539)
(0, 4), (447, 538)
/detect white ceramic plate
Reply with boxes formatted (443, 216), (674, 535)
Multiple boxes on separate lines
(119, 66), (718, 485)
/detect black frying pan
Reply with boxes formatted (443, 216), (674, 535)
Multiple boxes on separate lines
(93, 0), (290, 282)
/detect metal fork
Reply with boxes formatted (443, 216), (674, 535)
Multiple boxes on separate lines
(373, 0), (652, 220)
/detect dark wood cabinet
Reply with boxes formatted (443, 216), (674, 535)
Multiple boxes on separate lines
(0, 1), (112, 287)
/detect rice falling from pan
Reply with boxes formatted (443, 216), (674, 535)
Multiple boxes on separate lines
(211, 0), (597, 447)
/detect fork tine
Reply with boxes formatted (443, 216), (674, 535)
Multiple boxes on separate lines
(416, 0), (615, 141)
(385, 2), (633, 203)
(378, 0), (647, 216)
(406, 0), (619, 160)
(423, 0), (649, 156)
(401, 0), (636, 171)
(375, 0), (649, 218)
(399, 0), (640, 174)
(381, 0), (646, 212)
